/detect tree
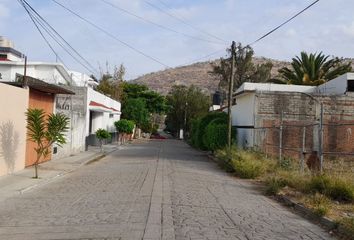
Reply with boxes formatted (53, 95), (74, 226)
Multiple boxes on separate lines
(122, 98), (149, 128)
(26, 108), (69, 178)
(211, 43), (261, 91)
(95, 128), (111, 152)
(165, 85), (210, 136)
(276, 52), (352, 86)
(96, 64), (126, 101)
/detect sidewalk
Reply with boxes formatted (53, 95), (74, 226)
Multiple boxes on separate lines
(0, 144), (119, 202)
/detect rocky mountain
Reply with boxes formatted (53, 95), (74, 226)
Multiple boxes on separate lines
(131, 57), (354, 95)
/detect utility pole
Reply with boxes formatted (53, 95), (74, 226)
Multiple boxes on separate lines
(227, 41), (236, 153)
(23, 55), (28, 88)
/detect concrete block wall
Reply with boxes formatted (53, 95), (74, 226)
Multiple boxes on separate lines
(254, 92), (354, 161)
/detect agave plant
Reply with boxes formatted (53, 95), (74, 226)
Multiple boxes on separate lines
(26, 108), (69, 178)
(276, 52), (352, 86)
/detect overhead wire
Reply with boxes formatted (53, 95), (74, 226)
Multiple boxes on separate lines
(144, 0), (228, 44)
(249, 0), (320, 45)
(17, 0), (69, 70)
(99, 0), (226, 46)
(51, 0), (170, 68)
(20, 0), (98, 74)
(178, 0), (321, 66)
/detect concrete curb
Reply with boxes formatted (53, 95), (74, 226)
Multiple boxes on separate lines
(276, 195), (353, 240)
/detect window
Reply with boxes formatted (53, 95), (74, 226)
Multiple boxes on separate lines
(109, 114), (114, 118)
(0, 54), (7, 59)
(348, 80), (354, 92)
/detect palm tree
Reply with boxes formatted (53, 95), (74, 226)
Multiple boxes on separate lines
(26, 108), (69, 178)
(276, 52), (352, 86)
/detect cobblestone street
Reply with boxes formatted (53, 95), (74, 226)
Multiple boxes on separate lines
(0, 140), (334, 240)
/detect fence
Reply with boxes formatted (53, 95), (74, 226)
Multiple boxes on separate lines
(252, 119), (354, 174)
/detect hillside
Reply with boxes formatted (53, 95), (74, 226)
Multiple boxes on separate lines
(131, 57), (354, 95)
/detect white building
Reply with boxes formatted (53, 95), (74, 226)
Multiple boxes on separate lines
(0, 37), (121, 159)
(231, 73), (354, 148)
(231, 83), (315, 148)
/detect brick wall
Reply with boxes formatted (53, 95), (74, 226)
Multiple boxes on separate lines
(253, 92), (354, 164)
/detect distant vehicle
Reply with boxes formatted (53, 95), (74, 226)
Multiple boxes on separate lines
(150, 133), (166, 140)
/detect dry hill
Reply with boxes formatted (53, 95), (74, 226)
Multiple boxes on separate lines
(132, 57), (354, 95)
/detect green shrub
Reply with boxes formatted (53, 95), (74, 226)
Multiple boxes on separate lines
(327, 178), (354, 202)
(114, 119), (135, 134)
(95, 128), (111, 140)
(265, 176), (287, 195)
(231, 159), (265, 179)
(189, 118), (201, 147)
(204, 122), (227, 151)
(95, 128), (111, 151)
(197, 112), (227, 150)
(307, 175), (332, 194)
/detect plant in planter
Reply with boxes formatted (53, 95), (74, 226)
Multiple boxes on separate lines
(95, 128), (111, 152)
(114, 119), (135, 144)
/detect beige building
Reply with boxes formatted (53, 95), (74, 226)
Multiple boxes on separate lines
(0, 83), (29, 176)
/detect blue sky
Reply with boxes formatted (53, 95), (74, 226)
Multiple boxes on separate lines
(0, 0), (354, 79)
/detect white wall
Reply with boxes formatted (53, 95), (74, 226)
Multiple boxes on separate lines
(231, 92), (256, 148)
(316, 73), (354, 95)
(0, 62), (70, 85)
(86, 88), (121, 135)
(0, 83), (29, 176)
(232, 93), (256, 126)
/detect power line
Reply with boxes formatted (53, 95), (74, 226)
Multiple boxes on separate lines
(17, 0), (69, 70)
(178, 0), (321, 66)
(144, 0), (228, 44)
(249, 0), (320, 45)
(20, 0), (98, 74)
(52, 0), (170, 68)
(99, 0), (226, 46)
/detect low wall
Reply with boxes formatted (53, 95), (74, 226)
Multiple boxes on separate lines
(0, 83), (29, 176)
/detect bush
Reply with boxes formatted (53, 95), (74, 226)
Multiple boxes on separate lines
(189, 118), (201, 147)
(114, 119), (135, 134)
(196, 112), (227, 150)
(95, 128), (111, 140)
(231, 158), (265, 179)
(204, 122), (227, 151)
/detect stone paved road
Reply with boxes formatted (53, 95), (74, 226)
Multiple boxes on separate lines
(0, 140), (334, 240)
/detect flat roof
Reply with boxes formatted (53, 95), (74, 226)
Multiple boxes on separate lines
(3, 74), (75, 95)
(235, 82), (315, 96)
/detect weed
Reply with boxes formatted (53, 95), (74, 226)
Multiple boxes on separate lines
(265, 176), (287, 195)
(309, 193), (330, 217)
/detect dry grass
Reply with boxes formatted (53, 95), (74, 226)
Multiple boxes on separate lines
(215, 147), (354, 233)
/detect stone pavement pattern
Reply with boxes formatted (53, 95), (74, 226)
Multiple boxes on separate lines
(0, 140), (334, 239)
